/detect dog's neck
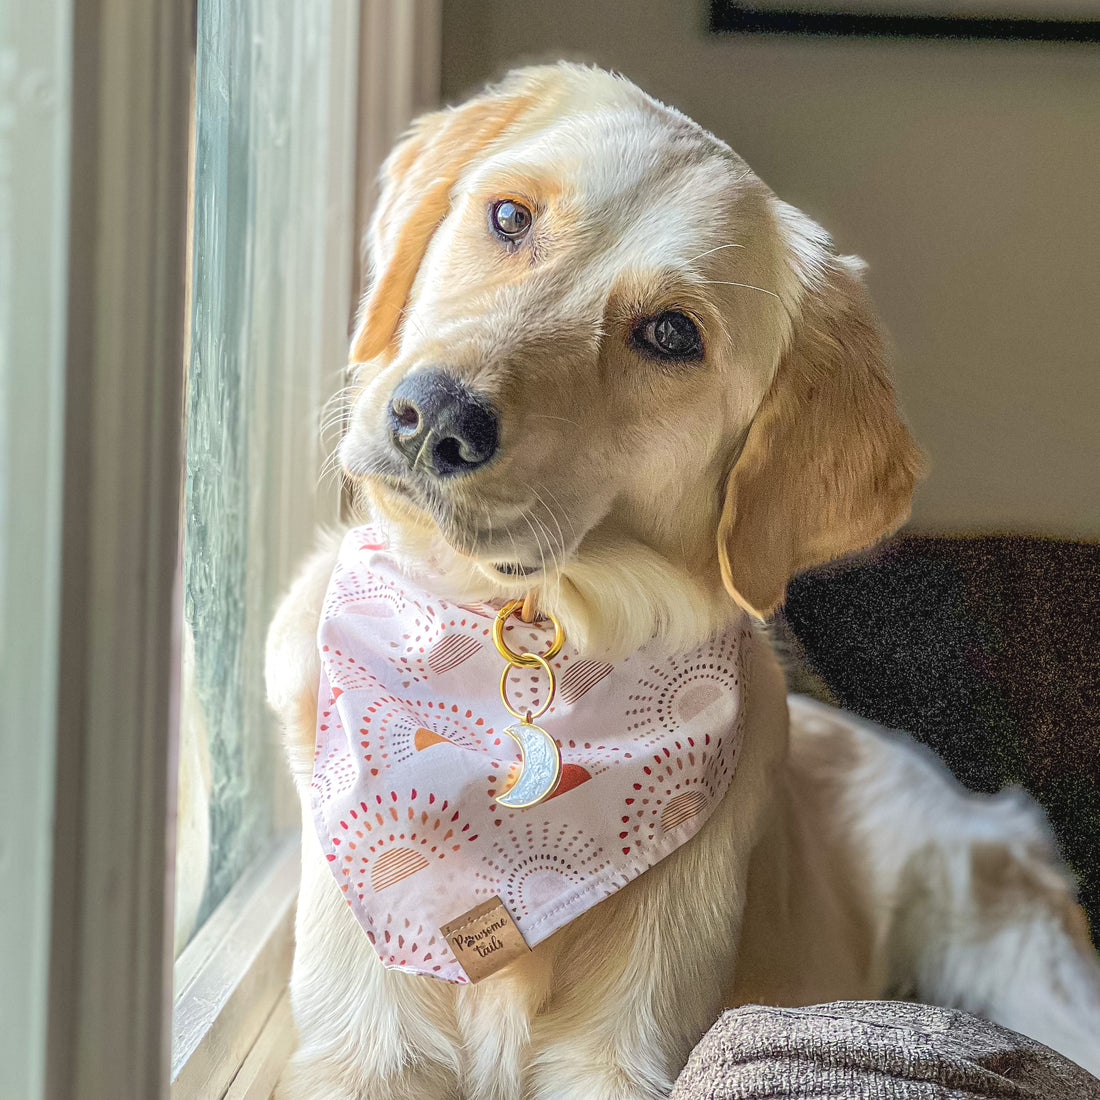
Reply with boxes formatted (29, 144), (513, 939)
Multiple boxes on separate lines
(365, 508), (739, 660)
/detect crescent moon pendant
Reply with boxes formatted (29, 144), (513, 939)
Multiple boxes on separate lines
(495, 721), (562, 809)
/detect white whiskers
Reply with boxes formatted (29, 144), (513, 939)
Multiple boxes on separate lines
(697, 279), (780, 300)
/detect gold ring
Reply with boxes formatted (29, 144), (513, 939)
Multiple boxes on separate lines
(499, 653), (556, 721)
(492, 599), (564, 668)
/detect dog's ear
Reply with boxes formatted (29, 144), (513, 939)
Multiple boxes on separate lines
(350, 78), (539, 366)
(717, 205), (923, 619)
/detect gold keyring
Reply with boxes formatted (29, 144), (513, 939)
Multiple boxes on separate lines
(492, 599), (564, 668)
(499, 653), (556, 721)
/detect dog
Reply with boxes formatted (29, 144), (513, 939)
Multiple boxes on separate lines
(265, 64), (1100, 1098)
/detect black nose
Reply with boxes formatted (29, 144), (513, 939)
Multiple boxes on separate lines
(388, 369), (499, 477)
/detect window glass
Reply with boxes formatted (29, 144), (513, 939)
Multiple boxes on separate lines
(175, 0), (356, 955)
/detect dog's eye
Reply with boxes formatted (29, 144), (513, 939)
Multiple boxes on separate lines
(634, 311), (703, 361)
(489, 199), (532, 241)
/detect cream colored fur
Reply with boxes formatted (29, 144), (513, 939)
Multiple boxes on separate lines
(265, 64), (1100, 1097)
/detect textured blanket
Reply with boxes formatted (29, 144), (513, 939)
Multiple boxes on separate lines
(672, 1001), (1100, 1099)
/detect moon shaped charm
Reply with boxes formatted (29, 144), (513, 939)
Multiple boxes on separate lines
(495, 721), (562, 809)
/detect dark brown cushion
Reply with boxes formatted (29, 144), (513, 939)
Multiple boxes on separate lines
(783, 535), (1100, 937)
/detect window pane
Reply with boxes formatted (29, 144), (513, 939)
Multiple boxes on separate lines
(175, 0), (357, 956)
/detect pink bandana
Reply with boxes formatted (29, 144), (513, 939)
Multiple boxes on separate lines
(313, 525), (749, 983)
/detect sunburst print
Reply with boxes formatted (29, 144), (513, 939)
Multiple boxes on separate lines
(312, 699), (358, 800)
(329, 788), (480, 903)
(474, 820), (617, 918)
(359, 912), (451, 977)
(322, 565), (408, 622)
(558, 658), (614, 705)
(619, 734), (741, 856)
(389, 609), (494, 686)
(357, 691), (497, 772)
(623, 631), (744, 749)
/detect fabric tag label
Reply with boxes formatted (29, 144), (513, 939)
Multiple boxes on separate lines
(440, 897), (530, 982)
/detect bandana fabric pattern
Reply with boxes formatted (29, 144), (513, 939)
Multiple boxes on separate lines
(312, 525), (749, 983)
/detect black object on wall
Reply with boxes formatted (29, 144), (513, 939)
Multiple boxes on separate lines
(783, 535), (1100, 938)
(711, 0), (1100, 41)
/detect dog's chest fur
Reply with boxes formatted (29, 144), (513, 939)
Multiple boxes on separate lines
(280, 575), (796, 1097)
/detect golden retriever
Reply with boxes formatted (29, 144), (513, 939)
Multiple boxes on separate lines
(266, 63), (1100, 1098)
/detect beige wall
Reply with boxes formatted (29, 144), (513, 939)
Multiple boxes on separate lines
(441, 1), (1100, 537)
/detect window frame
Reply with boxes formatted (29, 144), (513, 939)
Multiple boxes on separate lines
(45, 0), (193, 1096)
(168, 2), (441, 1095)
(1, 2), (75, 1096)
(14, 1), (442, 1096)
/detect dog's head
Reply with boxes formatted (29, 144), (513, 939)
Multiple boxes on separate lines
(340, 64), (921, 653)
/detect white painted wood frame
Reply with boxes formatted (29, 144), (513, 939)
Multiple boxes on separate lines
(44, 0), (193, 1097)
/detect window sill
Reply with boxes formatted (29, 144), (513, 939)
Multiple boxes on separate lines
(172, 832), (299, 1099)
(223, 991), (296, 1100)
